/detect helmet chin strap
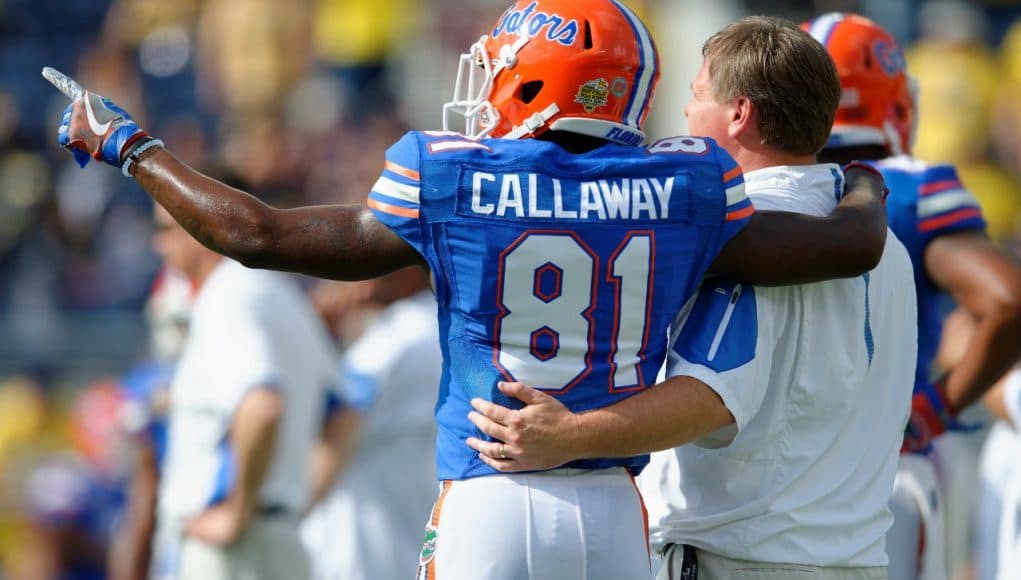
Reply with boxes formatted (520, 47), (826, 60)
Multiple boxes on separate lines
(503, 103), (561, 140)
(495, 36), (531, 73)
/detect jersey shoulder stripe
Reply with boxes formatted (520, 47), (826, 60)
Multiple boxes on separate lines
(712, 141), (752, 221)
(367, 197), (419, 219)
(369, 132), (427, 218)
(384, 160), (420, 182)
(877, 157), (987, 238)
(372, 175), (420, 205)
(919, 207), (984, 232)
(726, 196), (754, 222)
(917, 188), (980, 220)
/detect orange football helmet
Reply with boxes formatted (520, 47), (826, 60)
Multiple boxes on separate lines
(803, 13), (917, 155)
(443, 0), (659, 146)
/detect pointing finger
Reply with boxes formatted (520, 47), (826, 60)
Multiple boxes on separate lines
(42, 67), (84, 101)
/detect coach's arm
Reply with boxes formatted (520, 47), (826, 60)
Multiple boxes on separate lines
(466, 378), (731, 471)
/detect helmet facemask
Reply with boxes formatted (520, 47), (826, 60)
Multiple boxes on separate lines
(443, 35), (530, 138)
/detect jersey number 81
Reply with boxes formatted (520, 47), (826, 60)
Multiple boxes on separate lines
(494, 231), (653, 394)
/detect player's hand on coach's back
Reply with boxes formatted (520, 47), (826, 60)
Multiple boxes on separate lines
(43, 67), (159, 174)
(901, 380), (979, 453)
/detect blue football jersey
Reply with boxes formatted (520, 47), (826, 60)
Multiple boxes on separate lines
(369, 131), (752, 480)
(875, 156), (987, 392)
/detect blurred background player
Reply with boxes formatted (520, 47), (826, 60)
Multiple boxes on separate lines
(935, 308), (1021, 580)
(147, 203), (339, 580)
(107, 266), (191, 580)
(48, 0), (891, 576)
(977, 364), (1021, 580)
(300, 266), (441, 580)
(809, 12), (1021, 580)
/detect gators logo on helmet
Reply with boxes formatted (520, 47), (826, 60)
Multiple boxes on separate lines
(443, 0), (660, 146)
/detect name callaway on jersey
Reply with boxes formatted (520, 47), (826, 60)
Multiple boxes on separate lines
(468, 172), (676, 220)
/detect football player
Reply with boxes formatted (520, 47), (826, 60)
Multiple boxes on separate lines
(807, 12), (1021, 580)
(49, 1), (890, 577)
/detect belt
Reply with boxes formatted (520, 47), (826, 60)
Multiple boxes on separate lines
(258, 504), (291, 518)
(663, 543), (699, 580)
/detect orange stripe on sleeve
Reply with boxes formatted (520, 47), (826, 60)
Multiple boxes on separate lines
(726, 205), (755, 221)
(722, 167), (743, 183)
(919, 179), (960, 195)
(918, 207), (982, 232)
(368, 197), (420, 219)
(385, 161), (421, 181)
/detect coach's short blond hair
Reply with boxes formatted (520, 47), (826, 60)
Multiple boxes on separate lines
(703, 16), (840, 155)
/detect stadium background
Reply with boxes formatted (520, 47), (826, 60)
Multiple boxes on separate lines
(0, 0), (1019, 578)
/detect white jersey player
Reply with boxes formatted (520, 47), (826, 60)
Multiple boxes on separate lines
(151, 207), (338, 580)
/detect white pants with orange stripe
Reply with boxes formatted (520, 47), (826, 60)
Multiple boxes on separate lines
(886, 453), (947, 580)
(416, 467), (652, 580)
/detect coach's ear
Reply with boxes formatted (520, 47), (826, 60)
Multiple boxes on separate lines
(727, 95), (754, 142)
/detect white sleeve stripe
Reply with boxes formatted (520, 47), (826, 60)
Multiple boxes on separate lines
(371, 176), (421, 204)
(918, 190), (979, 218)
(725, 183), (747, 206)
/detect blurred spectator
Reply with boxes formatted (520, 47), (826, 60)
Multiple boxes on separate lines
(312, 0), (421, 119)
(109, 268), (192, 580)
(195, 0), (311, 124)
(909, 1), (999, 165)
(148, 203), (338, 580)
(908, 1), (1021, 251)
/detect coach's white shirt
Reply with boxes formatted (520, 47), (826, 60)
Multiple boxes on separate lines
(158, 260), (337, 523)
(642, 164), (918, 567)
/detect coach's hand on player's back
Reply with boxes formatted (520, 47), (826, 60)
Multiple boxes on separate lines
(466, 382), (584, 472)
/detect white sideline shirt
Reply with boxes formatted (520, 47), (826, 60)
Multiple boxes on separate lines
(158, 260), (338, 523)
(642, 164), (918, 567)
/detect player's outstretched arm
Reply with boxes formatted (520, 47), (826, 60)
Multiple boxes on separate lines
(45, 67), (422, 281)
(132, 148), (423, 280)
(925, 232), (1021, 411)
(711, 164), (888, 285)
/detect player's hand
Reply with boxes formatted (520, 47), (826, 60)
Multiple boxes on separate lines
(43, 67), (152, 170)
(58, 93), (148, 168)
(466, 381), (583, 472)
(843, 161), (889, 202)
(902, 381), (955, 453)
(184, 502), (247, 547)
